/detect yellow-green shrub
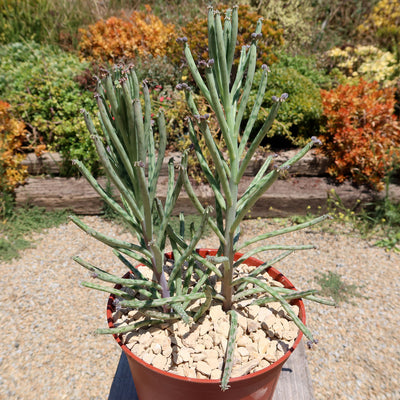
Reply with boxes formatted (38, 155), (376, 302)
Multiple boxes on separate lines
(251, 0), (315, 51)
(325, 45), (399, 87)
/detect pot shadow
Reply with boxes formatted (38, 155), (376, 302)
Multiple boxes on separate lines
(108, 351), (139, 400)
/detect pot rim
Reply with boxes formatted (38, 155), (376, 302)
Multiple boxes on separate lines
(106, 248), (306, 385)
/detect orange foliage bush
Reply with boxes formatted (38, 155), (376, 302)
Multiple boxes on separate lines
(79, 5), (177, 63)
(320, 80), (400, 191)
(0, 101), (28, 191)
(169, 5), (284, 68)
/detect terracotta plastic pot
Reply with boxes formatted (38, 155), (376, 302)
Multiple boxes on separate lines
(107, 249), (306, 400)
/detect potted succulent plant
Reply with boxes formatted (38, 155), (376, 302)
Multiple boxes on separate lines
(71, 6), (335, 400)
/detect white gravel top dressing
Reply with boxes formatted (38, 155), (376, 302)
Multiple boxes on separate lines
(0, 216), (399, 399)
(114, 263), (301, 381)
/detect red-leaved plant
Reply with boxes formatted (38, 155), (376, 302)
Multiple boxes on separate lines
(320, 79), (400, 191)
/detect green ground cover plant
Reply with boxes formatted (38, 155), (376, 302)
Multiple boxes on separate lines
(314, 270), (365, 305)
(0, 206), (69, 261)
(327, 187), (400, 253)
(367, 201), (400, 252)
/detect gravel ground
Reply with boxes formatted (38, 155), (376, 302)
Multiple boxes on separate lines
(0, 216), (399, 400)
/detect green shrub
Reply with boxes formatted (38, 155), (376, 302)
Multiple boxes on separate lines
(246, 65), (323, 148)
(275, 52), (332, 88)
(0, 42), (99, 175)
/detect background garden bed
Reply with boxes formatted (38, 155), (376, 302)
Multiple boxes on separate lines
(2, 1), (400, 221)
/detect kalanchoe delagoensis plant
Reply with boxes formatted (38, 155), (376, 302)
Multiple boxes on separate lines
(172, 6), (336, 389)
(72, 6), (335, 392)
(72, 64), (220, 323)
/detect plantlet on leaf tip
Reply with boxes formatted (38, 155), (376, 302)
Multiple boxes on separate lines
(72, 5), (335, 391)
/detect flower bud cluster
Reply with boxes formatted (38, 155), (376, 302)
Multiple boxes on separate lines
(193, 114), (210, 121)
(273, 164), (291, 171)
(251, 32), (263, 40)
(272, 93), (289, 103)
(261, 64), (270, 72)
(311, 136), (322, 146)
(134, 161), (145, 168)
(198, 59), (215, 69)
(175, 83), (191, 91)
(176, 36), (188, 44)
